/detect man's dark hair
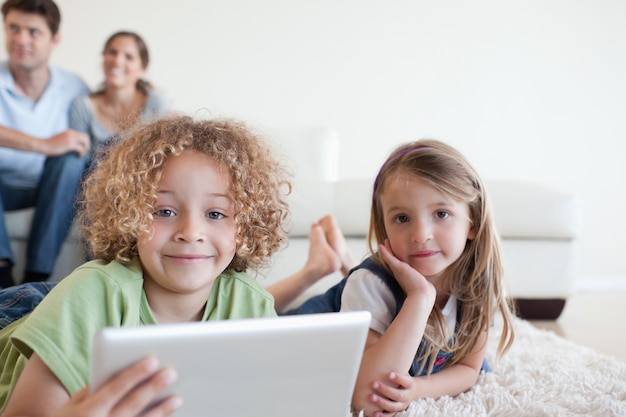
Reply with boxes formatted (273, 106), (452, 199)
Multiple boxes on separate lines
(1, 0), (61, 35)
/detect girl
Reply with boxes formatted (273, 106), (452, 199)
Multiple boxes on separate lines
(280, 140), (516, 416)
(70, 31), (170, 154)
(0, 115), (290, 416)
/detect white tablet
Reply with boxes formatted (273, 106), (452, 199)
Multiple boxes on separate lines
(91, 311), (370, 417)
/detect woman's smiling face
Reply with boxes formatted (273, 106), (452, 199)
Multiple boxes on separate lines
(102, 35), (145, 89)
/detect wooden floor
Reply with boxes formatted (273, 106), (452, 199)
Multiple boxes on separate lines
(529, 289), (626, 362)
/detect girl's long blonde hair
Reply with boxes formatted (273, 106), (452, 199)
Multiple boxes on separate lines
(368, 139), (515, 374)
(78, 115), (291, 273)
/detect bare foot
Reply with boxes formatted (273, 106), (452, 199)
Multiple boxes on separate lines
(318, 215), (356, 275)
(303, 223), (342, 282)
(265, 223), (342, 313)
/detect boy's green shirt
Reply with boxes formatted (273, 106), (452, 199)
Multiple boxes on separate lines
(0, 258), (276, 410)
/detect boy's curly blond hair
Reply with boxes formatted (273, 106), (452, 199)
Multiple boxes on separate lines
(78, 115), (291, 273)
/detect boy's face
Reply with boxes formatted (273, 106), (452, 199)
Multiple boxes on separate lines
(4, 10), (58, 73)
(138, 150), (236, 304)
(379, 175), (474, 285)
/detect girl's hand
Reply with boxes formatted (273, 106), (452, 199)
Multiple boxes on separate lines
(378, 241), (436, 303)
(370, 372), (418, 416)
(56, 356), (182, 417)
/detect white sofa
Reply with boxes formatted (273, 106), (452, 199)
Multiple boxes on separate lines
(6, 209), (85, 283)
(259, 128), (582, 320)
(5, 127), (582, 319)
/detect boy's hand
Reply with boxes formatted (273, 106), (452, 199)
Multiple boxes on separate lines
(56, 356), (182, 417)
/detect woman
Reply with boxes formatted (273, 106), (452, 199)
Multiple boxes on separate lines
(70, 31), (170, 154)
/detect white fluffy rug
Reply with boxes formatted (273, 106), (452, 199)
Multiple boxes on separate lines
(375, 318), (626, 417)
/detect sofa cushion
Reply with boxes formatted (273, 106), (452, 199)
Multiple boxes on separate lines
(5, 208), (82, 242)
(487, 180), (581, 239)
(5, 209), (33, 240)
(267, 127), (338, 181)
(287, 180), (335, 236)
(286, 178), (581, 243)
(334, 179), (371, 237)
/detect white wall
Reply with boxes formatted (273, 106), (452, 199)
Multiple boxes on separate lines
(2, 0), (625, 283)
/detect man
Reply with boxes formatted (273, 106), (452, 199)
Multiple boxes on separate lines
(0, 0), (90, 287)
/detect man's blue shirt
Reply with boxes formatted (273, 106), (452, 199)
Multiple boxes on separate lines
(0, 61), (89, 188)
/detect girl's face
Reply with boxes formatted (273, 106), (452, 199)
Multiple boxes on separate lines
(138, 151), (236, 300)
(102, 35), (145, 89)
(379, 174), (475, 283)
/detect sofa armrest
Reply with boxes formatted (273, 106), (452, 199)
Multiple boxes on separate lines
(487, 179), (581, 239)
